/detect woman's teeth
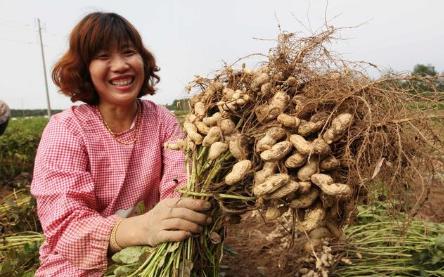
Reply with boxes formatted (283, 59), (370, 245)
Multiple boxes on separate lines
(110, 78), (133, 86)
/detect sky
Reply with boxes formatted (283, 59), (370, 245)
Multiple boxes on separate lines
(0, 0), (443, 110)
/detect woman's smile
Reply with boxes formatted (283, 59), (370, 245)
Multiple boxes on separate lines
(109, 75), (136, 91)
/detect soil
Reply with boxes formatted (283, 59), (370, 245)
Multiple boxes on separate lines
(414, 173), (444, 222)
(221, 212), (302, 277)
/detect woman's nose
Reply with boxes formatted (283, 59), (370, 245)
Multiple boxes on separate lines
(110, 54), (129, 72)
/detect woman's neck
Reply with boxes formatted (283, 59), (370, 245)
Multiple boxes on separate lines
(98, 100), (139, 134)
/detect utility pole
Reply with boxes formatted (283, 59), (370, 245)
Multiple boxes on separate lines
(37, 18), (52, 117)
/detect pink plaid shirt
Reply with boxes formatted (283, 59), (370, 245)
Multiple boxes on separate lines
(31, 100), (186, 276)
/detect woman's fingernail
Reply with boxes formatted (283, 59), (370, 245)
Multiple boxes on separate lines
(204, 202), (211, 209)
(206, 217), (212, 224)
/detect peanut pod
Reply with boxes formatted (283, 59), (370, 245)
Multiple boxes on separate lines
(208, 142), (228, 160)
(260, 141), (292, 161)
(311, 173), (352, 196)
(256, 127), (286, 152)
(323, 113), (353, 144)
(183, 122), (203, 144)
(297, 157), (319, 181)
(296, 203), (326, 233)
(254, 162), (277, 185)
(290, 188), (319, 209)
(253, 174), (290, 196)
(225, 160), (252, 185)
(264, 180), (299, 200)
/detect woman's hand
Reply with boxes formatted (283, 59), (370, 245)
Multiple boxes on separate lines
(115, 198), (212, 248)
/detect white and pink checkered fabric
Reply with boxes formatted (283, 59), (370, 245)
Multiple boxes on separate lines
(31, 100), (186, 276)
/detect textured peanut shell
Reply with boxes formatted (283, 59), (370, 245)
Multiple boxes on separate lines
(289, 188), (319, 208)
(289, 134), (312, 155)
(254, 162), (277, 185)
(297, 158), (319, 181)
(255, 104), (271, 123)
(285, 152), (307, 168)
(311, 174), (351, 196)
(253, 174), (290, 196)
(219, 119), (236, 135)
(194, 101), (206, 118)
(208, 142), (228, 160)
(195, 121), (210, 135)
(277, 113), (300, 129)
(297, 205), (326, 232)
(323, 113), (353, 144)
(320, 156), (340, 171)
(183, 122), (203, 144)
(267, 127), (287, 140)
(267, 91), (290, 120)
(251, 73), (270, 91)
(202, 126), (221, 147)
(260, 141), (293, 161)
(312, 138), (331, 155)
(265, 180), (299, 199)
(256, 135), (275, 152)
(323, 183), (352, 196)
(311, 173), (334, 186)
(203, 112), (221, 126)
(298, 120), (324, 137)
(236, 98), (246, 105)
(231, 90), (242, 100)
(225, 160), (252, 185)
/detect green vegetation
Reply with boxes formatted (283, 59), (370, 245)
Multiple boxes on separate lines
(334, 203), (444, 276)
(0, 117), (48, 184)
(10, 109), (62, 117)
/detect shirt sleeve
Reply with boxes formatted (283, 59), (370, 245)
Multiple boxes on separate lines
(31, 116), (118, 273)
(158, 107), (187, 199)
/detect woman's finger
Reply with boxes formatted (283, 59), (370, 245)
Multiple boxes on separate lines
(172, 198), (211, 211)
(168, 207), (209, 225)
(162, 218), (203, 233)
(156, 230), (191, 244)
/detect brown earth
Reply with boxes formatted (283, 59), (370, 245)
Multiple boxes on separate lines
(221, 212), (302, 277)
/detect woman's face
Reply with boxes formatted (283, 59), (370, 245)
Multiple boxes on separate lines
(89, 43), (144, 108)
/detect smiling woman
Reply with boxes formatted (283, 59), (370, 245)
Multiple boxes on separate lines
(31, 12), (211, 276)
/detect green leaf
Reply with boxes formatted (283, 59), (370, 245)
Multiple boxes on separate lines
(431, 254), (442, 265)
(114, 264), (137, 276)
(111, 246), (147, 264)
(435, 235), (444, 250)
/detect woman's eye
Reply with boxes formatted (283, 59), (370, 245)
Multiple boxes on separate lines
(95, 53), (109, 60)
(123, 49), (137, 56)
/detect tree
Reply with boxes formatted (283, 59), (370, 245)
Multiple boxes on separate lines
(412, 64), (437, 77)
(410, 64), (439, 93)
